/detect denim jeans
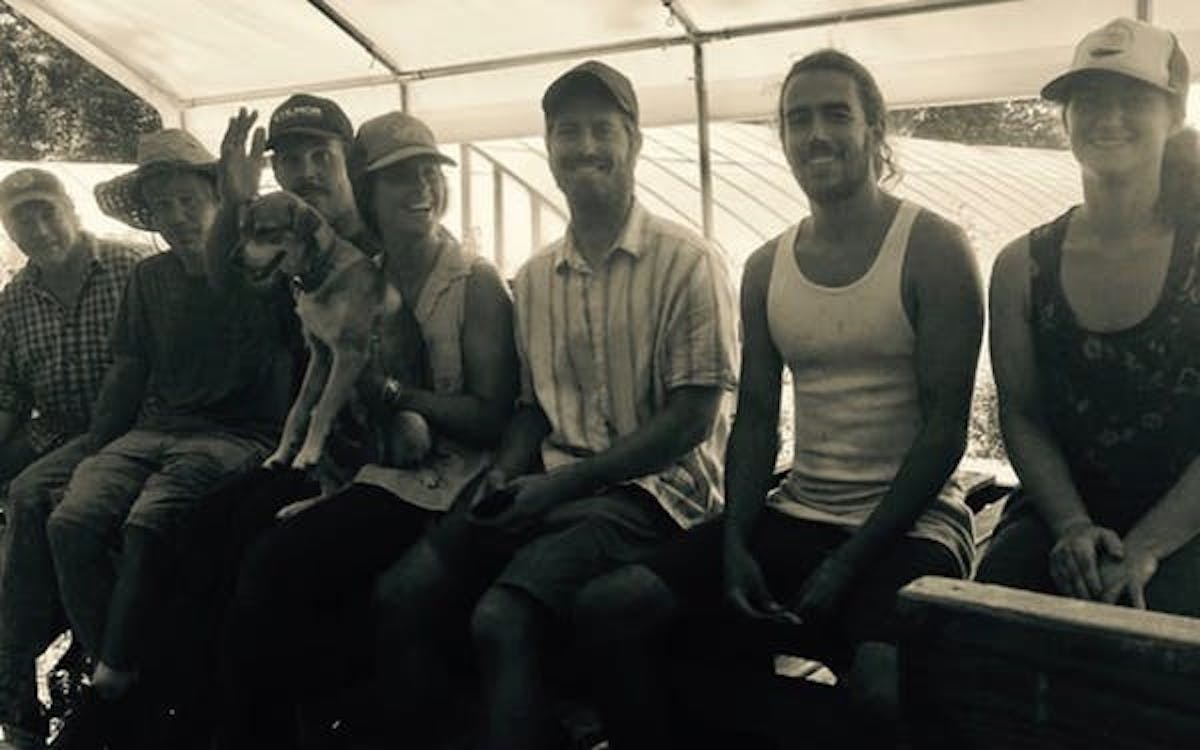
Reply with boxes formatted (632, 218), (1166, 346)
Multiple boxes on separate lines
(0, 435), (94, 730)
(46, 428), (270, 664)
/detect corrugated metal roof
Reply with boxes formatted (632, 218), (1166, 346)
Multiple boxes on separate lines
(472, 121), (1081, 273)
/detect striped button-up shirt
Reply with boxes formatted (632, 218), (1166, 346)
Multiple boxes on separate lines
(512, 201), (738, 528)
(0, 234), (144, 452)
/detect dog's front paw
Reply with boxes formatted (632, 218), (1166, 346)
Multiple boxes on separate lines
(291, 441), (324, 471)
(263, 446), (295, 469)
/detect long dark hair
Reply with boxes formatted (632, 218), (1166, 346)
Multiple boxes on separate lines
(1159, 126), (1200, 228)
(777, 48), (899, 185)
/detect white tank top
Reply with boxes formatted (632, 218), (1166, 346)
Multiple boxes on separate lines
(765, 201), (974, 573)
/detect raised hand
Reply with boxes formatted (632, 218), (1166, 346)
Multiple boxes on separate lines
(219, 107), (266, 204)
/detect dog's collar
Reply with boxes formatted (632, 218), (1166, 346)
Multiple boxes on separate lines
(290, 224), (339, 293)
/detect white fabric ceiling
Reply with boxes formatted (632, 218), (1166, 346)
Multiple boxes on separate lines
(11, 0), (1200, 150)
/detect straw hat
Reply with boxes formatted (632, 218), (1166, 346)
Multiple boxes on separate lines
(95, 129), (217, 231)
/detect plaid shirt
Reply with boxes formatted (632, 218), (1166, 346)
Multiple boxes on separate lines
(0, 234), (144, 452)
(513, 202), (738, 528)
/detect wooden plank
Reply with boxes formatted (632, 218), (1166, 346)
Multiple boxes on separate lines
(897, 577), (1200, 749)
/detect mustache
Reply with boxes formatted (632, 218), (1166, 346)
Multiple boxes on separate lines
(564, 157), (612, 170)
(292, 182), (328, 196)
(803, 141), (838, 160)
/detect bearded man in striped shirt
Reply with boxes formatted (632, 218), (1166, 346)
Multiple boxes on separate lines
(370, 60), (737, 750)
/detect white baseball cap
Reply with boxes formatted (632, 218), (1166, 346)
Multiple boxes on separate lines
(1042, 17), (1190, 108)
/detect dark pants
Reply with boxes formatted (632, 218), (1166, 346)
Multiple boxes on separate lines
(647, 509), (962, 670)
(0, 436), (93, 732)
(145, 467), (320, 746)
(215, 483), (434, 750)
(977, 498), (1200, 617)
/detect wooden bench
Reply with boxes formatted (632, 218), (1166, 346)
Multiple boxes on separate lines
(897, 576), (1200, 749)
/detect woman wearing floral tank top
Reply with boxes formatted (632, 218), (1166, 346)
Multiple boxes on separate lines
(979, 18), (1200, 616)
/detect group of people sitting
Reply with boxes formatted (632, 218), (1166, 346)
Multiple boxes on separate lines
(0, 14), (1195, 750)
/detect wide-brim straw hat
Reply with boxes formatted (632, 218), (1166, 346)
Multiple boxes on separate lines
(95, 129), (217, 231)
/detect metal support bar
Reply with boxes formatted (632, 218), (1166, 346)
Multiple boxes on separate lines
(1136, 0), (1152, 22)
(460, 144), (474, 245)
(492, 166), (506, 270)
(184, 0), (1016, 108)
(665, 1), (714, 240)
(399, 82), (410, 112)
(308, 0), (406, 77)
(692, 43), (714, 240)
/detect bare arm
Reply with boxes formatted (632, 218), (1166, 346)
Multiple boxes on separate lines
(206, 109), (265, 292)
(990, 235), (1124, 600)
(544, 385), (723, 495)
(390, 262), (518, 448)
(990, 237), (1093, 534)
(89, 355), (149, 447)
(721, 241), (797, 622)
(724, 242), (784, 545)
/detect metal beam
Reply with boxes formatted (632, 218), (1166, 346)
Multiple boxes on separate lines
(460, 144), (474, 244)
(665, 1), (714, 240)
(403, 0), (1015, 80)
(492, 166), (505, 270)
(183, 0), (1017, 110)
(307, 0), (406, 77)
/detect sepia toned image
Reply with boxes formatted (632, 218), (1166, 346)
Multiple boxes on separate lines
(0, 2), (1198, 748)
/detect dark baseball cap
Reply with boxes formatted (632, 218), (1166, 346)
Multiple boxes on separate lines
(0, 168), (73, 219)
(542, 60), (639, 124)
(266, 93), (354, 150)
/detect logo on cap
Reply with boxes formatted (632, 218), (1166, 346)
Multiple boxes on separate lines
(1090, 22), (1133, 58)
(8, 172), (37, 191)
(274, 105), (325, 125)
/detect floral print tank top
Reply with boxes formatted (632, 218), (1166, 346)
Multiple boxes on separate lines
(1029, 209), (1200, 531)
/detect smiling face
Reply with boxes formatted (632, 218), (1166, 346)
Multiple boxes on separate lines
(2, 198), (80, 268)
(781, 69), (877, 205)
(545, 90), (641, 211)
(141, 169), (218, 260)
(270, 134), (356, 225)
(370, 155), (447, 241)
(1064, 71), (1179, 180)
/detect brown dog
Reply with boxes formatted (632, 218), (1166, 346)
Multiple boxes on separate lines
(238, 190), (431, 473)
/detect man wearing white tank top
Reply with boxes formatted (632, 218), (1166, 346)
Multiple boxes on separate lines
(574, 50), (984, 747)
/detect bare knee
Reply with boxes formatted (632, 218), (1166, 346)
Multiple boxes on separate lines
(572, 564), (677, 645)
(470, 587), (541, 659)
(373, 539), (449, 628)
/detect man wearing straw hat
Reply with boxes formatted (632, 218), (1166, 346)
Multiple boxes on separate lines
(35, 128), (295, 741)
(0, 168), (143, 750)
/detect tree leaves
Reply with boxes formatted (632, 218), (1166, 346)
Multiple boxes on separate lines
(0, 1), (160, 161)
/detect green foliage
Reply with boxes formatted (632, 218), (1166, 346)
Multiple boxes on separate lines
(0, 2), (160, 161)
(892, 99), (1068, 149)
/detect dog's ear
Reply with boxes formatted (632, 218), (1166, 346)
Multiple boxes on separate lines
(292, 200), (324, 237)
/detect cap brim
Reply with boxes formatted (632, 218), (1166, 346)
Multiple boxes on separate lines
(1041, 66), (1178, 102)
(1, 190), (70, 216)
(366, 146), (456, 173)
(267, 127), (348, 150)
(542, 69), (638, 124)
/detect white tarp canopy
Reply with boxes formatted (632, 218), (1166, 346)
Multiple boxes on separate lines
(11, 0), (1200, 150)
